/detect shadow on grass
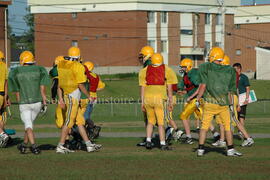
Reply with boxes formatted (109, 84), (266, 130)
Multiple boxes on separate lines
(192, 146), (226, 156)
(38, 144), (56, 151)
(6, 137), (23, 148)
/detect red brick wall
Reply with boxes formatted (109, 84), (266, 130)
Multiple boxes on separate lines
(232, 23), (270, 72)
(34, 11), (147, 67)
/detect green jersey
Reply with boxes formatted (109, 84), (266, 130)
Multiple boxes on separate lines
(198, 62), (237, 106)
(238, 73), (250, 94)
(143, 59), (151, 68)
(8, 65), (50, 104)
(178, 68), (199, 98)
(49, 65), (58, 79)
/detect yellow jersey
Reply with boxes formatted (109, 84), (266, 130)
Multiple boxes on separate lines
(139, 65), (178, 100)
(58, 60), (86, 95)
(0, 62), (7, 92)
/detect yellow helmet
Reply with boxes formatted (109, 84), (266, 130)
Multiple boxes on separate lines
(84, 61), (94, 71)
(208, 47), (225, 62)
(151, 53), (163, 65)
(0, 51), (4, 60)
(20, 51), (35, 65)
(68, 46), (81, 57)
(54, 56), (64, 65)
(140, 46), (154, 60)
(180, 58), (193, 72)
(221, 55), (230, 65)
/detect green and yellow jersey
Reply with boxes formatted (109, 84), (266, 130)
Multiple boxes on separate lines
(198, 62), (237, 106)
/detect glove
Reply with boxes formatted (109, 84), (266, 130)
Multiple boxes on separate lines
(40, 104), (48, 114)
(195, 100), (200, 109)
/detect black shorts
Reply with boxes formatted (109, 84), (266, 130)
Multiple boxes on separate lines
(238, 105), (247, 119)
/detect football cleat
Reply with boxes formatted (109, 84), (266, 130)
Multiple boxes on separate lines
(241, 138), (254, 147)
(56, 145), (75, 154)
(183, 137), (194, 145)
(145, 141), (153, 150)
(212, 140), (226, 147)
(165, 127), (174, 141)
(160, 144), (172, 151)
(86, 144), (100, 152)
(197, 149), (205, 157)
(30, 146), (41, 155)
(0, 133), (9, 148)
(227, 149), (243, 157)
(17, 143), (27, 154)
(173, 130), (184, 140)
(137, 141), (146, 147)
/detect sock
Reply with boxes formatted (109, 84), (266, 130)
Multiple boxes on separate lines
(31, 144), (37, 148)
(196, 127), (200, 129)
(186, 134), (192, 138)
(85, 141), (92, 147)
(160, 141), (166, 145)
(213, 132), (220, 137)
(198, 144), (204, 149)
(227, 145), (234, 150)
(146, 137), (151, 142)
(58, 143), (64, 147)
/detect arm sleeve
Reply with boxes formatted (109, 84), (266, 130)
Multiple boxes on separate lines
(139, 68), (147, 87)
(98, 79), (105, 89)
(244, 75), (250, 87)
(8, 69), (19, 92)
(229, 69), (237, 94)
(198, 63), (208, 84)
(40, 67), (51, 86)
(75, 64), (87, 84)
(51, 78), (58, 99)
(178, 80), (185, 91)
(166, 67), (178, 85)
(190, 69), (200, 86)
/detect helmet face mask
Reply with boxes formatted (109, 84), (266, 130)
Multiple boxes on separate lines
(138, 53), (144, 64)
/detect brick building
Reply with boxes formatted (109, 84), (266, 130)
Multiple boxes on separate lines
(29, 0), (240, 74)
(0, 0), (11, 63)
(233, 5), (270, 74)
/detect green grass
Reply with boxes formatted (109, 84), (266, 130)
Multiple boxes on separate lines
(1, 138), (270, 180)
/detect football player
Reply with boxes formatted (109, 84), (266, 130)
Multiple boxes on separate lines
(139, 53), (177, 150)
(0, 51), (10, 148)
(137, 46), (154, 146)
(178, 58), (219, 144)
(55, 47), (101, 153)
(196, 47), (242, 157)
(83, 61), (105, 138)
(8, 51), (50, 154)
(213, 55), (254, 147)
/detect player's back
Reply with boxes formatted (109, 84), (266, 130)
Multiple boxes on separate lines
(11, 65), (47, 104)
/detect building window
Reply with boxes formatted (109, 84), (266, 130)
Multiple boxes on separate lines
(161, 12), (168, 23)
(205, 13), (211, 25)
(147, 40), (156, 51)
(204, 41), (211, 56)
(216, 14), (222, 25)
(180, 29), (193, 35)
(161, 40), (168, 53)
(215, 42), (222, 47)
(236, 49), (241, 56)
(72, 12), (77, 19)
(235, 24), (241, 29)
(147, 12), (156, 23)
(72, 40), (78, 47)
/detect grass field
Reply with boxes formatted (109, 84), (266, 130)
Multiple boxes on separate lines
(2, 75), (270, 180)
(1, 138), (270, 180)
